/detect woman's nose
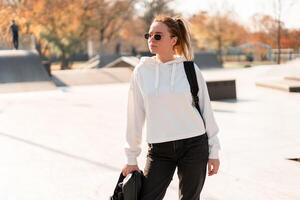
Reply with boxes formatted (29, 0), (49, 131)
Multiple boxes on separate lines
(148, 36), (155, 43)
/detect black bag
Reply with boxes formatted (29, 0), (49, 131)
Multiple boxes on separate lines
(183, 61), (206, 128)
(110, 171), (144, 200)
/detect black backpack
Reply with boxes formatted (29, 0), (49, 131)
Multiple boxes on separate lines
(183, 61), (206, 128)
(110, 171), (144, 200)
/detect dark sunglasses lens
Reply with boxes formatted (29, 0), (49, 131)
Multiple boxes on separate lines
(144, 33), (150, 39)
(154, 34), (161, 40)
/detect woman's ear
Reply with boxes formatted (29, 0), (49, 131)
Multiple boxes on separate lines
(171, 36), (178, 46)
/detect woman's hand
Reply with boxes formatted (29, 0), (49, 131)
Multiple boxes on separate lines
(207, 159), (220, 176)
(122, 164), (140, 176)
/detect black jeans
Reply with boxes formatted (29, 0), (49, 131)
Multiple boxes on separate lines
(141, 133), (209, 200)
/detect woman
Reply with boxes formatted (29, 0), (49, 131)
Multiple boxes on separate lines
(122, 15), (221, 200)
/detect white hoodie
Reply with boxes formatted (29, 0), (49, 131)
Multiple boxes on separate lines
(125, 56), (220, 165)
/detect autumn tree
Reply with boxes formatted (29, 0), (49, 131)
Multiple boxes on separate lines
(35, 0), (93, 69)
(0, 0), (49, 50)
(119, 17), (148, 53)
(190, 11), (248, 63)
(0, 0), (93, 69)
(247, 0), (297, 64)
(249, 13), (300, 60)
(0, 0), (25, 48)
(287, 29), (300, 50)
(1, 0), (138, 69)
(141, 0), (175, 31)
(87, 0), (136, 55)
(250, 14), (278, 45)
(250, 13), (289, 49)
(270, 0), (295, 63)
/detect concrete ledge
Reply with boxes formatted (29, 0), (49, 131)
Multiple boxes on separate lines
(285, 76), (300, 81)
(256, 79), (300, 92)
(206, 79), (237, 100)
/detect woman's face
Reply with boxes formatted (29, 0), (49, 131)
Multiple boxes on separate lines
(147, 21), (177, 55)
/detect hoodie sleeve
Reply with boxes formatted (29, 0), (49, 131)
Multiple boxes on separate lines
(194, 64), (221, 159)
(124, 68), (146, 165)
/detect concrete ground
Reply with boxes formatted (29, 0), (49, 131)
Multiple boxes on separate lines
(0, 64), (300, 200)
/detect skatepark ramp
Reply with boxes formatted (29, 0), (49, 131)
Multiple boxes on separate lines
(0, 50), (51, 83)
(0, 50), (56, 93)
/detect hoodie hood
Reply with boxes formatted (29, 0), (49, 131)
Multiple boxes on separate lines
(139, 56), (186, 95)
(139, 56), (186, 65)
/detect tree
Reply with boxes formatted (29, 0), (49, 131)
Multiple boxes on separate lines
(274, 0), (283, 64)
(249, 14), (300, 60)
(119, 17), (148, 53)
(250, 0), (296, 64)
(0, 0), (93, 69)
(271, 0), (296, 64)
(142, 0), (175, 31)
(190, 11), (248, 63)
(0, 0), (141, 68)
(0, 1), (23, 48)
(37, 0), (94, 69)
(288, 29), (300, 50)
(87, 0), (136, 55)
(250, 14), (278, 45)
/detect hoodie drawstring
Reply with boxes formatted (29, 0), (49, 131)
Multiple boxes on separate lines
(170, 63), (176, 91)
(155, 62), (159, 96)
(154, 60), (179, 95)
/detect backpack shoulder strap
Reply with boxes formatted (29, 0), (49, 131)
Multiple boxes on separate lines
(183, 61), (206, 129)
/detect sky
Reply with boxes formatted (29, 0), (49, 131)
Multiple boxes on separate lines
(170, 0), (300, 29)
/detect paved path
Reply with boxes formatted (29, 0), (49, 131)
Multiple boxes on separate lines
(0, 65), (299, 200)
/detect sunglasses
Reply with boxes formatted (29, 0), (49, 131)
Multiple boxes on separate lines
(144, 33), (162, 41)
